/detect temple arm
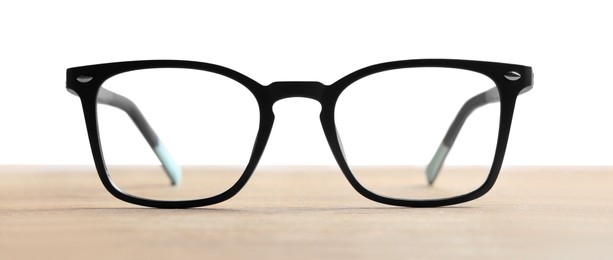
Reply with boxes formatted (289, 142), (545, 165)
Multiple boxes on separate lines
(425, 86), (532, 185)
(87, 88), (182, 185)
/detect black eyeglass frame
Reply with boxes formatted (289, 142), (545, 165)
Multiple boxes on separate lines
(67, 59), (533, 208)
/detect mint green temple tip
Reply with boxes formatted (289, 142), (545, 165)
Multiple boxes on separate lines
(153, 143), (182, 186)
(425, 145), (449, 185)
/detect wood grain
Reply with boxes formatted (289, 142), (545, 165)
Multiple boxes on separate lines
(1, 166), (612, 259)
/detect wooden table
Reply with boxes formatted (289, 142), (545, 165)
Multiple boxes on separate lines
(1, 166), (612, 259)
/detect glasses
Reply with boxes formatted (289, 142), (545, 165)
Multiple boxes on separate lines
(66, 59), (533, 208)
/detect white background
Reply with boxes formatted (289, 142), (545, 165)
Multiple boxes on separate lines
(0, 0), (611, 165)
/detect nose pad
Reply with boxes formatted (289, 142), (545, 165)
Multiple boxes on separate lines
(261, 98), (336, 165)
(335, 129), (346, 157)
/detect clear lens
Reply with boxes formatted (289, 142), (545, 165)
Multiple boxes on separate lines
(97, 68), (259, 201)
(335, 68), (499, 200)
